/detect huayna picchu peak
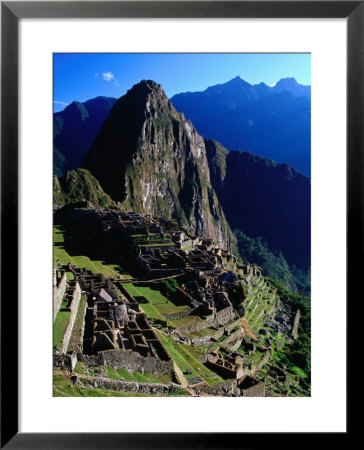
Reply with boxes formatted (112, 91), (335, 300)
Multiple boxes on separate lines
(84, 80), (236, 251)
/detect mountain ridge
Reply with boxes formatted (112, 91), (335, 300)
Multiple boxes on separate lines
(171, 76), (311, 176)
(83, 80), (236, 251)
(54, 96), (117, 176)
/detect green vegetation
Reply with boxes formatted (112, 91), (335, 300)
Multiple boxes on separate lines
(167, 315), (204, 330)
(123, 283), (189, 319)
(157, 331), (225, 386)
(54, 168), (116, 209)
(235, 229), (310, 295)
(54, 225), (129, 279)
(53, 373), (190, 397)
(160, 278), (179, 296)
(53, 301), (71, 349)
(268, 278), (311, 377)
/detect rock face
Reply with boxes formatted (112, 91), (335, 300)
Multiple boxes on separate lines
(205, 139), (311, 270)
(54, 96), (117, 176)
(84, 80), (234, 250)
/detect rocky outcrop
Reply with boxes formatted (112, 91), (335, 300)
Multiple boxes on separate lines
(84, 80), (235, 250)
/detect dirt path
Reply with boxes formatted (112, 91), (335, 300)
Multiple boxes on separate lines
(173, 362), (189, 388)
(241, 317), (258, 341)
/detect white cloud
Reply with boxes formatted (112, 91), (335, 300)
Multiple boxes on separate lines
(53, 100), (69, 106)
(102, 71), (115, 82)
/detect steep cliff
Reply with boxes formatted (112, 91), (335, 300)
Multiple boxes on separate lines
(205, 139), (311, 271)
(84, 80), (234, 250)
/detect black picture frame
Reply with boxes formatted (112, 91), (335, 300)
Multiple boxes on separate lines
(1, 1), (357, 448)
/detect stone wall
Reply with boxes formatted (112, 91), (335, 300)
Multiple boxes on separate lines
(82, 349), (174, 377)
(191, 380), (237, 396)
(224, 318), (242, 334)
(220, 328), (243, 347)
(53, 270), (67, 322)
(215, 306), (235, 326)
(251, 350), (271, 373)
(239, 377), (265, 397)
(205, 360), (239, 380)
(53, 353), (77, 371)
(179, 239), (193, 249)
(77, 375), (184, 395)
(61, 282), (82, 353)
(164, 310), (192, 321)
(103, 349), (173, 376)
(292, 309), (301, 340)
(229, 338), (243, 352)
(190, 335), (212, 346)
(117, 283), (140, 309)
(77, 353), (104, 367)
(67, 295), (88, 354)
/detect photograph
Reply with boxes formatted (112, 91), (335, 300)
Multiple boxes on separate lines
(52, 52), (311, 398)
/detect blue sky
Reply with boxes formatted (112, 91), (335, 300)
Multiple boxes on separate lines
(54, 53), (311, 112)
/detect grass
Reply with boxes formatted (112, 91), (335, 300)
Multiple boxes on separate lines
(123, 283), (189, 319)
(290, 366), (307, 379)
(123, 284), (165, 321)
(54, 226), (131, 279)
(53, 301), (71, 348)
(156, 331), (225, 386)
(53, 372), (190, 397)
(184, 327), (217, 339)
(168, 315), (204, 330)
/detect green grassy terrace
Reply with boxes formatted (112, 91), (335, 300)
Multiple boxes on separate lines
(123, 283), (189, 320)
(53, 372), (189, 397)
(54, 225), (132, 279)
(53, 300), (71, 349)
(156, 331), (227, 386)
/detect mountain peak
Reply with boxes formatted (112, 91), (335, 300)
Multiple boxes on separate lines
(128, 79), (164, 96)
(273, 77), (310, 98)
(84, 80), (234, 249)
(275, 77), (299, 87)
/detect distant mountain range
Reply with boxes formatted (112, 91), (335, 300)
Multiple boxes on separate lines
(171, 76), (311, 176)
(54, 96), (117, 176)
(54, 76), (310, 177)
(53, 78), (311, 293)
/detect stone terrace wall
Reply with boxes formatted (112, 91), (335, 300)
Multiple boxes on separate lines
(77, 353), (104, 367)
(53, 353), (77, 371)
(221, 328), (243, 346)
(191, 380), (237, 396)
(61, 282), (82, 353)
(53, 271), (67, 322)
(251, 350), (270, 373)
(67, 295), (88, 354)
(240, 380), (265, 397)
(117, 283), (140, 310)
(78, 376), (183, 395)
(102, 349), (174, 377)
(225, 318), (242, 334)
(164, 310), (192, 320)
